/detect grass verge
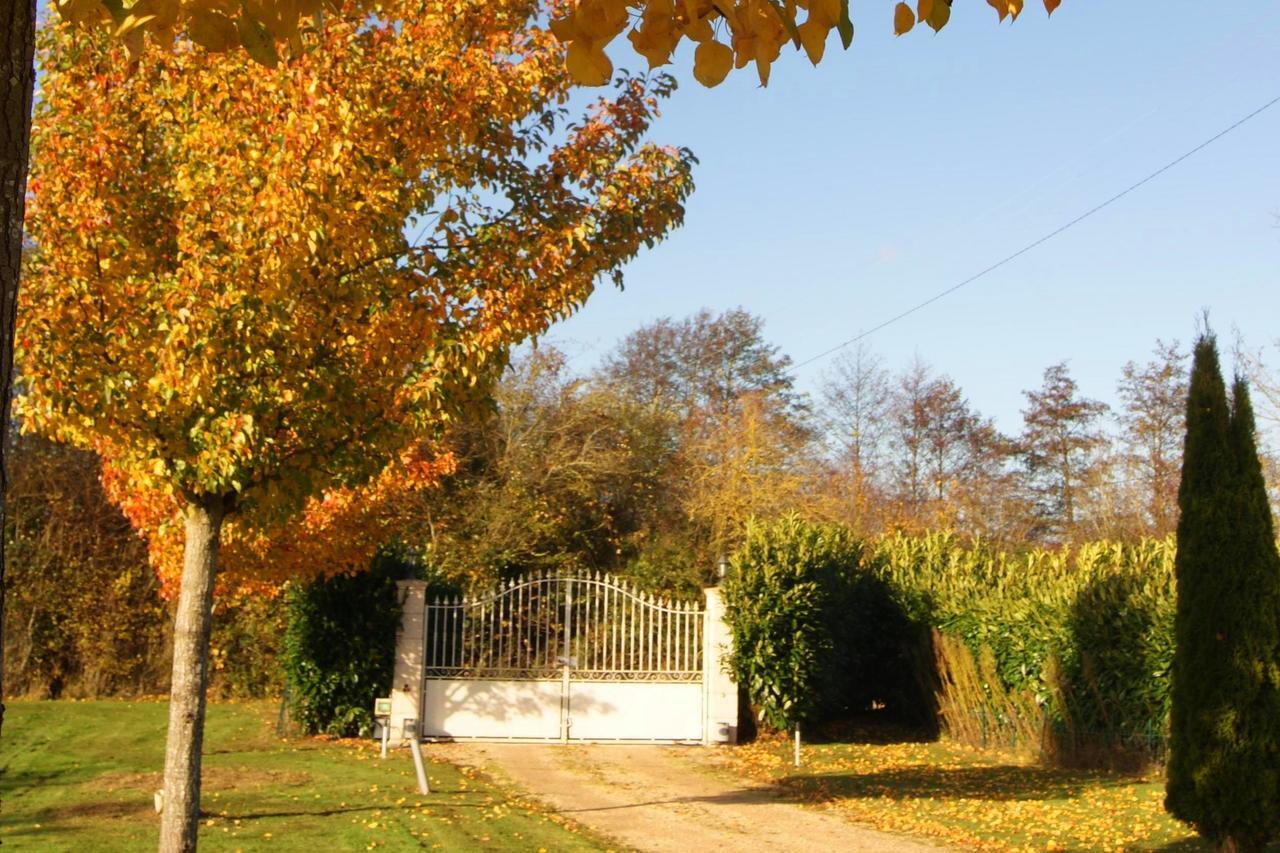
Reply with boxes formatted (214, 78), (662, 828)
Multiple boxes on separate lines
(1, 700), (619, 852)
(724, 720), (1275, 852)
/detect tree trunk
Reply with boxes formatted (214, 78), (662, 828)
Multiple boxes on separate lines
(0, 0), (37, 742)
(158, 498), (227, 852)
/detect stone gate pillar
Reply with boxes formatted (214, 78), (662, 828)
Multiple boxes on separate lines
(702, 586), (739, 744)
(390, 580), (427, 742)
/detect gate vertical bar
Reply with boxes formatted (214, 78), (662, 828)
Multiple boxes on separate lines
(561, 575), (573, 743)
(676, 601), (683, 675)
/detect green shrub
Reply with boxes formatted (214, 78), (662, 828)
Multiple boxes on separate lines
(281, 552), (407, 737)
(723, 515), (857, 730)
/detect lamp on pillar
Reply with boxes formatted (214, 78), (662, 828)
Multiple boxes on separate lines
(717, 556), (727, 583)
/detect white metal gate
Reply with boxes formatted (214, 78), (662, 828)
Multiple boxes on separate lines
(419, 571), (706, 742)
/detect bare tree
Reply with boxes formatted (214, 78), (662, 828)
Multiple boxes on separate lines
(819, 343), (891, 531)
(602, 307), (805, 423)
(1116, 340), (1187, 536)
(1020, 362), (1111, 541)
(886, 357), (1011, 530)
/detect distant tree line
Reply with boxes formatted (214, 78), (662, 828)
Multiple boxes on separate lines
(408, 309), (1273, 594)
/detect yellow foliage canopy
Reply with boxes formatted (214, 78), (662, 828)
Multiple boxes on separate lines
(55, 0), (1067, 88)
(20, 5), (694, 589)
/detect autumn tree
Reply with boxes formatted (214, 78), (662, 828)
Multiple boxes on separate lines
(1116, 340), (1188, 536)
(602, 307), (813, 561)
(1019, 361), (1110, 541)
(20, 8), (692, 848)
(681, 389), (815, 558)
(408, 348), (656, 586)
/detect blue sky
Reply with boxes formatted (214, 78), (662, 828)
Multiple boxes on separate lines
(541, 1), (1280, 436)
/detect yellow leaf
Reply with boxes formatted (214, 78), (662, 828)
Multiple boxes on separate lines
(682, 16), (714, 42)
(796, 19), (827, 65)
(693, 39), (733, 87)
(565, 39), (613, 86)
(575, 0), (628, 41)
(128, 0), (178, 32)
(696, 39), (737, 86)
(893, 2), (915, 35)
(548, 14), (576, 42)
(924, 0), (950, 31)
(114, 12), (156, 37)
(187, 9), (239, 52)
(755, 55), (772, 86)
(54, 0), (111, 26)
(236, 9), (279, 68)
(627, 28), (678, 69)
(809, 0), (841, 25)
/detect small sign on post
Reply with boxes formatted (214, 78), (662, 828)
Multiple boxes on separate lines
(374, 697), (392, 759)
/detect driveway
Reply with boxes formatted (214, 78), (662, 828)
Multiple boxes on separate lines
(438, 742), (943, 852)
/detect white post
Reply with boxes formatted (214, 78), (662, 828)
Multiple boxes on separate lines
(405, 719), (430, 795)
(794, 724), (801, 768)
(390, 581), (428, 743)
(702, 586), (738, 744)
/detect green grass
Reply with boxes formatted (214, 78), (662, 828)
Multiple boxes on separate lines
(727, 721), (1280, 852)
(1, 700), (617, 852)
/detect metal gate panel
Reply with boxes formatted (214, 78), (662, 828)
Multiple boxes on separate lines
(423, 679), (561, 740)
(420, 572), (705, 742)
(567, 681), (703, 741)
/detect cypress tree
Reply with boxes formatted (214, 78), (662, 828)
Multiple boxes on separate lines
(1165, 335), (1280, 852)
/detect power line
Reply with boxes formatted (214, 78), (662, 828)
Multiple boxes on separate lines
(790, 92), (1280, 375)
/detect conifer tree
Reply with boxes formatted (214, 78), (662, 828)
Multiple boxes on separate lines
(1165, 334), (1280, 853)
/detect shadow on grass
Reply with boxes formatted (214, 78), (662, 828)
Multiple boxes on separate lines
(217, 788), (494, 822)
(778, 764), (1132, 802)
(1151, 838), (1280, 852)
(807, 712), (937, 746)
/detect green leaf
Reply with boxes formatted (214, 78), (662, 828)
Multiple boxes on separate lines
(837, 0), (854, 48)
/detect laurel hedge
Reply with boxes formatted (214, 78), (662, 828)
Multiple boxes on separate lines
(726, 518), (1177, 765)
(281, 552), (408, 737)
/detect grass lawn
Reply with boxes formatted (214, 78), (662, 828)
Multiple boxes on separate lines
(725, 720), (1280, 852)
(1, 700), (619, 852)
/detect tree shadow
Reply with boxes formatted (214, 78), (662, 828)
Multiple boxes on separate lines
(216, 789), (494, 821)
(1150, 839), (1211, 852)
(778, 764), (1132, 802)
(808, 710), (938, 746)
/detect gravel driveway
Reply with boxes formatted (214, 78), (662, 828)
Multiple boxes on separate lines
(438, 742), (943, 853)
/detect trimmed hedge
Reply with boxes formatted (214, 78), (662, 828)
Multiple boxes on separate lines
(725, 519), (1178, 765)
(722, 516), (856, 729)
(281, 553), (406, 737)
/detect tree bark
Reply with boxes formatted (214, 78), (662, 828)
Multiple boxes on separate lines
(158, 498), (227, 852)
(0, 0), (37, 742)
